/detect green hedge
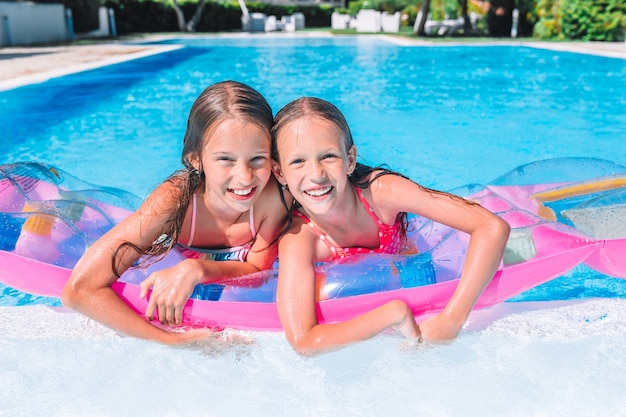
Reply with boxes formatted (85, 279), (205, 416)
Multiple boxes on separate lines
(517, 0), (535, 37)
(104, 0), (178, 33)
(486, 0), (535, 37)
(534, 0), (626, 41)
(36, 0), (101, 33)
(103, 0), (334, 34)
(486, 0), (514, 37)
(25, 0), (626, 40)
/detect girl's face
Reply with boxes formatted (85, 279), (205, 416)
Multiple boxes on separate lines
(273, 115), (356, 216)
(197, 118), (272, 214)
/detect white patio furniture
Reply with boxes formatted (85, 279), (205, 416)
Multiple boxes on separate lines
(281, 15), (296, 32)
(264, 15), (277, 32)
(292, 12), (305, 30)
(331, 12), (350, 30)
(249, 12), (267, 32)
(381, 11), (400, 33)
(356, 9), (381, 33)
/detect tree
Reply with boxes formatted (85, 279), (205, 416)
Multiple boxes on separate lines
(414, 0), (430, 35)
(414, 0), (472, 36)
(459, 0), (471, 31)
(172, 0), (207, 32)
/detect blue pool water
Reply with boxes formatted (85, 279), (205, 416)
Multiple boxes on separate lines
(1, 36), (626, 416)
(2, 38), (625, 196)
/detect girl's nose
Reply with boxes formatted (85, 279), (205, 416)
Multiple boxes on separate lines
(308, 160), (326, 180)
(236, 161), (254, 184)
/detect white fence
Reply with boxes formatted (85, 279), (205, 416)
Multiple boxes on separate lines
(0, 1), (115, 46)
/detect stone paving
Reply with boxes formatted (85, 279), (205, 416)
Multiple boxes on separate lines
(0, 41), (181, 90)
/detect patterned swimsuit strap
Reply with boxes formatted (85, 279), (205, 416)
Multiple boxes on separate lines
(187, 192), (198, 247)
(354, 187), (381, 225)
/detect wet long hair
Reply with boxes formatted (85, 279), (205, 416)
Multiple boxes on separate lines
(271, 97), (473, 245)
(112, 81), (274, 277)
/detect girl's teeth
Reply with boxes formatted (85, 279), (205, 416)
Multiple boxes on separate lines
(232, 188), (253, 196)
(307, 187), (331, 197)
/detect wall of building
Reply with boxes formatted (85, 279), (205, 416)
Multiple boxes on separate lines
(0, 1), (70, 46)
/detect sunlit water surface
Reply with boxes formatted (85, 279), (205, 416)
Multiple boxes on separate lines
(1, 36), (625, 416)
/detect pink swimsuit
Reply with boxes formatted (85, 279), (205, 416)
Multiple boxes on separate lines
(178, 193), (256, 262)
(292, 187), (403, 260)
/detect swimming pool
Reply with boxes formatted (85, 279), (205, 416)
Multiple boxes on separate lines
(1, 36), (626, 416)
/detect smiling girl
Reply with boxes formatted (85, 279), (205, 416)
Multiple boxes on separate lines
(270, 97), (510, 356)
(62, 81), (291, 344)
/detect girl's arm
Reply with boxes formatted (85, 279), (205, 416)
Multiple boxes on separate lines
(276, 226), (420, 356)
(61, 181), (211, 344)
(372, 174), (511, 341)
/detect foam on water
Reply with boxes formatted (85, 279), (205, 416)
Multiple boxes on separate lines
(1, 300), (626, 416)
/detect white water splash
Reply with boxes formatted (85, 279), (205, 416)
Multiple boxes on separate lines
(1, 300), (625, 417)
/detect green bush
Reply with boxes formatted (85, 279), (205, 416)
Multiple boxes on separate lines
(517, 0), (536, 37)
(346, 0), (414, 15)
(347, 0), (374, 15)
(427, 0), (459, 20)
(68, 0), (102, 32)
(486, 0), (514, 36)
(401, 3), (420, 26)
(103, 0), (333, 34)
(193, 1), (242, 32)
(105, 0), (178, 33)
(561, 0), (626, 41)
(532, 0), (559, 37)
(37, 0), (101, 33)
(534, 0), (626, 41)
(195, 1), (332, 31)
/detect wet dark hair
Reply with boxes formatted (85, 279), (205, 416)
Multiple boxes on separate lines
(112, 81), (274, 277)
(271, 97), (474, 246)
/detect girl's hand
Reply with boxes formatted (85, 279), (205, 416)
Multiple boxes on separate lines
(390, 300), (421, 340)
(139, 259), (203, 326)
(162, 327), (215, 345)
(394, 315), (421, 340)
(417, 311), (465, 342)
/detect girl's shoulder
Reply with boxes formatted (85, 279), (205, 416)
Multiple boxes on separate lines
(365, 170), (420, 199)
(364, 171), (428, 222)
(279, 210), (327, 261)
(256, 176), (293, 214)
(137, 175), (185, 218)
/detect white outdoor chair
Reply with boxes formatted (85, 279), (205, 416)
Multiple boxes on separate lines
(356, 9), (381, 33)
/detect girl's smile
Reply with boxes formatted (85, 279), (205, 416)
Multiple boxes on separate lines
(228, 185), (257, 200)
(304, 185), (333, 198)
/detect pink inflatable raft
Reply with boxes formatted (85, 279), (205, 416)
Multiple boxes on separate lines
(1, 159), (625, 331)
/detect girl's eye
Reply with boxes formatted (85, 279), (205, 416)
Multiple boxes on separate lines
(250, 156), (268, 166)
(289, 158), (305, 166)
(322, 153), (338, 160)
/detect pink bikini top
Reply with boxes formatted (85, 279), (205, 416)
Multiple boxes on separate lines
(177, 193), (256, 262)
(292, 187), (403, 260)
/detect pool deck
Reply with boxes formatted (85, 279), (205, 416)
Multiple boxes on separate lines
(0, 41), (184, 91)
(1, 34), (625, 90)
